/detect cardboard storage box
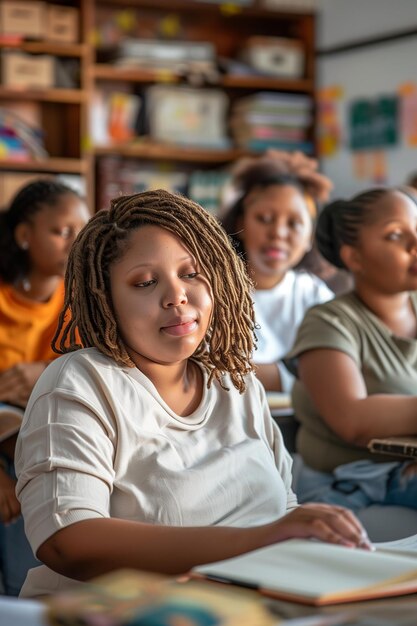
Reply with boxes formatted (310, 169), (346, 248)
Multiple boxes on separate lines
(2, 52), (54, 89)
(0, 1), (46, 39)
(47, 5), (79, 43)
(147, 86), (229, 148)
(242, 36), (305, 78)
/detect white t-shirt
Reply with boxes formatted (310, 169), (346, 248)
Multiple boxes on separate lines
(16, 348), (297, 597)
(252, 270), (333, 392)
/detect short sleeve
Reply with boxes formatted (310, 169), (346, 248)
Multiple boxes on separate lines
(277, 361), (295, 394)
(283, 303), (361, 379)
(316, 280), (334, 304)
(15, 384), (116, 553)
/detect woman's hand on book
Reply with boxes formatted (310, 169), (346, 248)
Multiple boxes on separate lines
(0, 466), (20, 523)
(0, 362), (47, 407)
(271, 503), (372, 550)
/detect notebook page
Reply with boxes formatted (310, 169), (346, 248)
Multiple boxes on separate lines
(195, 539), (417, 599)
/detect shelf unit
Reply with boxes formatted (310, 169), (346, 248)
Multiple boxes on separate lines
(0, 0), (93, 206)
(0, 0), (316, 211)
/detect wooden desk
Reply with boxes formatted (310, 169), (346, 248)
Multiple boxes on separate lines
(265, 592), (417, 625)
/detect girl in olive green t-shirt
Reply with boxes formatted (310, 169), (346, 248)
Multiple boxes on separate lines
(286, 187), (417, 511)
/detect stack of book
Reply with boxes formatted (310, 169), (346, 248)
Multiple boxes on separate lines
(188, 169), (231, 215)
(0, 108), (47, 162)
(230, 92), (313, 153)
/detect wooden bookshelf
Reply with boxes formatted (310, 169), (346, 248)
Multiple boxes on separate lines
(0, 0), (92, 206)
(0, 0), (316, 211)
(90, 0), (316, 210)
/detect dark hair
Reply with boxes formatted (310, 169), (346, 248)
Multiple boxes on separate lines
(406, 171), (417, 190)
(53, 189), (256, 393)
(316, 188), (417, 269)
(221, 160), (310, 257)
(0, 179), (81, 284)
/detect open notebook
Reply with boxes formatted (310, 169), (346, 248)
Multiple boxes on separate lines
(193, 538), (417, 606)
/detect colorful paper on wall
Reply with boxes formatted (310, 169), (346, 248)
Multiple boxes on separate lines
(349, 95), (398, 151)
(317, 85), (343, 158)
(398, 82), (417, 147)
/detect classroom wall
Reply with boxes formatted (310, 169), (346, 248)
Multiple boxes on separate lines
(318, 0), (417, 48)
(317, 0), (417, 196)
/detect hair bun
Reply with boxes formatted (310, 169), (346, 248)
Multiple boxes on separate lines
(316, 200), (347, 269)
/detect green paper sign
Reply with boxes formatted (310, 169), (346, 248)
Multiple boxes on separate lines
(350, 96), (398, 150)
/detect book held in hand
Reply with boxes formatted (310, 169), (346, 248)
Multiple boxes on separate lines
(193, 539), (417, 606)
(368, 436), (417, 459)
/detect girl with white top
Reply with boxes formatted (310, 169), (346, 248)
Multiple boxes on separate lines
(16, 189), (369, 597)
(221, 155), (334, 392)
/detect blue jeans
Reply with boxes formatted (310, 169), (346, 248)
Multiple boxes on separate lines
(296, 459), (417, 512)
(0, 456), (39, 596)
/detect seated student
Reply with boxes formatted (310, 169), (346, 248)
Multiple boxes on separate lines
(285, 187), (417, 511)
(0, 179), (89, 595)
(15, 190), (370, 598)
(221, 154), (334, 392)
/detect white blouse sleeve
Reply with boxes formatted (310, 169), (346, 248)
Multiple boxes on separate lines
(16, 387), (116, 554)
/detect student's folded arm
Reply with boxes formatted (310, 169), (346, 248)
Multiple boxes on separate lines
(298, 348), (417, 446)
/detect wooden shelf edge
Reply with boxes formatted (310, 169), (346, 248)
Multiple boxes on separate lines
(0, 158), (88, 174)
(96, 0), (315, 19)
(93, 142), (252, 163)
(0, 87), (87, 103)
(222, 75), (313, 92)
(0, 42), (87, 57)
(93, 65), (313, 92)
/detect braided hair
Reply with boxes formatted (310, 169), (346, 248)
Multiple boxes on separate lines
(53, 189), (256, 393)
(0, 179), (81, 284)
(315, 188), (409, 270)
(221, 159), (314, 258)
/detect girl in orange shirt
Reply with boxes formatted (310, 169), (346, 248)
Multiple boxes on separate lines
(0, 179), (89, 595)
